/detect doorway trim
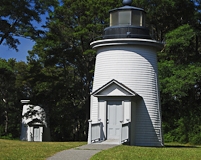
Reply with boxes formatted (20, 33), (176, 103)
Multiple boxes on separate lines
(90, 79), (139, 143)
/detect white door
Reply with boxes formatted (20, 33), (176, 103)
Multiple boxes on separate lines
(107, 101), (123, 140)
(33, 126), (40, 141)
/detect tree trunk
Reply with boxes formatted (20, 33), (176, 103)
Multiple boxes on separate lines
(4, 110), (8, 134)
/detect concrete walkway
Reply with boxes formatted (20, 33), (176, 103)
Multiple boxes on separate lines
(46, 144), (118, 160)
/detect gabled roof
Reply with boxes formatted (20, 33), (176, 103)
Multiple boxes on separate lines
(91, 79), (139, 97)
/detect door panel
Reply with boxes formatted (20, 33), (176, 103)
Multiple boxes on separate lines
(107, 101), (123, 139)
(33, 127), (40, 141)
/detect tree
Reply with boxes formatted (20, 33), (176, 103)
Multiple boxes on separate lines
(133, 0), (200, 41)
(159, 24), (201, 144)
(26, 0), (123, 141)
(0, 59), (24, 138)
(0, 0), (58, 51)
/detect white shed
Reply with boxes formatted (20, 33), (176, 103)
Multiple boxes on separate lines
(88, 0), (163, 146)
(20, 100), (50, 142)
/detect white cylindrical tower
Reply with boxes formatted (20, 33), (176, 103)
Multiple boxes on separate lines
(88, 0), (163, 146)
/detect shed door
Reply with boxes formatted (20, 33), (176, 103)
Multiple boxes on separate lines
(33, 126), (40, 141)
(107, 101), (123, 140)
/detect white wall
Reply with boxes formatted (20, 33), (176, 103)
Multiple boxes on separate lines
(98, 100), (106, 140)
(123, 100), (131, 122)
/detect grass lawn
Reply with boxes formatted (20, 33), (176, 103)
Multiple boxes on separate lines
(91, 143), (201, 160)
(1, 140), (201, 160)
(0, 139), (86, 160)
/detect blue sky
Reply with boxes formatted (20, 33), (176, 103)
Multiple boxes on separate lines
(0, 38), (35, 62)
(0, 12), (48, 62)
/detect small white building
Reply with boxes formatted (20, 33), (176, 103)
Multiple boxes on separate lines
(88, 0), (163, 146)
(20, 100), (50, 142)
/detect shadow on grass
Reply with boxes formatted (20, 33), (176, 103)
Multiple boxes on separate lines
(164, 145), (198, 148)
(122, 143), (199, 148)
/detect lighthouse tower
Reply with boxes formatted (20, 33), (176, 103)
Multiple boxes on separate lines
(88, 0), (163, 146)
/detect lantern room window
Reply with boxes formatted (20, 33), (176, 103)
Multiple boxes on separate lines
(110, 9), (145, 27)
(119, 11), (131, 25)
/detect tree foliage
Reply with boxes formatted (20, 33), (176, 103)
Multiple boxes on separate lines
(0, 0), (58, 51)
(0, 59), (25, 138)
(25, 0), (123, 141)
(159, 24), (201, 143)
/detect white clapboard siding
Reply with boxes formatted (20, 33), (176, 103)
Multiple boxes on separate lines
(90, 38), (163, 146)
(90, 95), (99, 122)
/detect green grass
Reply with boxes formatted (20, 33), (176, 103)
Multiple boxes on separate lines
(91, 143), (201, 160)
(0, 139), (86, 160)
(1, 140), (201, 160)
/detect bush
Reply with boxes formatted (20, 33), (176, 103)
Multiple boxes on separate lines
(189, 134), (201, 145)
(0, 133), (13, 140)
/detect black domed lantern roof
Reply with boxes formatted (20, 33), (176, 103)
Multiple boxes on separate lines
(103, 0), (151, 39)
(122, 0), (132, 5)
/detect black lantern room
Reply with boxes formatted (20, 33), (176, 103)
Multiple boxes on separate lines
(103, 0), (151, 39)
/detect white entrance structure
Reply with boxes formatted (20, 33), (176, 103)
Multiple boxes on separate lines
(20, 100), (50, 142)
(88, 0), (164, 146)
